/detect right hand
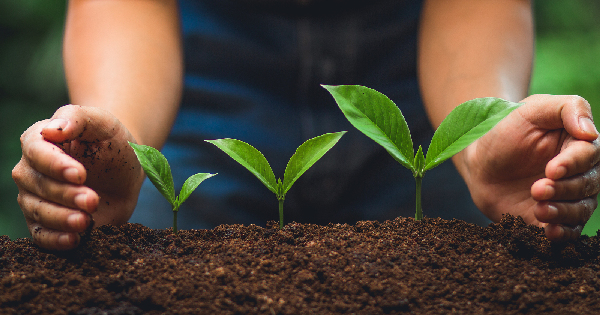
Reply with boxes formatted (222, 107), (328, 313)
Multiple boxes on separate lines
(459, 95), (599, 241)
(12, 105), (144, 250)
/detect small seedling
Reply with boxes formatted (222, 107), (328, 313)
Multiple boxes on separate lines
(323, 85), (521, 220)
(129, 142), (216, 235)
(206, 131), (346, 229)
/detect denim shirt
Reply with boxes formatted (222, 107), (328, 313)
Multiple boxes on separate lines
(130, 0), (489, 230)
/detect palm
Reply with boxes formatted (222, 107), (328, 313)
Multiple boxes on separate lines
(467, 109), (570, 225)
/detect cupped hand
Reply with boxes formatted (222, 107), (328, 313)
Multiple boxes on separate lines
(460, 94), (600, 241)
(12, 105), (144, 250)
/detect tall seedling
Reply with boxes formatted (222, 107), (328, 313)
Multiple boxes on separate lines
(129, 142), (216, 235)
(323, 85), (520, 220)
(207, 131), (346, 229)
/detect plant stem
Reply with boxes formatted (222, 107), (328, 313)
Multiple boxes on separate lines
(278, 199), (284, 229)
(173, 210), (178, 235)
(415, 176), (423, 220)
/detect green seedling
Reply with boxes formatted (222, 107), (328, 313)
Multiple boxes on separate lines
(129, 142), (216, 235)
(206, 131), (346, 229)
(323, 85), (521, 220)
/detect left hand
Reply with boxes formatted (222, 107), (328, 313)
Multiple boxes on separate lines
(458, 94), (600, 241)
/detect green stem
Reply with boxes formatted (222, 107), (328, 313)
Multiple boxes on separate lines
(278, 198), (284, 229)
(415, 176), (423, 220)
(173, 210), (178, 235)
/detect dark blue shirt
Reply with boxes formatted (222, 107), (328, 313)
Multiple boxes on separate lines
(130, 0), (490, 230)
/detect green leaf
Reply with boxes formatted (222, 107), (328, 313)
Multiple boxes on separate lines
(282, 131), (346, 194)
(323, 85), (415, 171)
(413, 145), (425, 178)
(205, 139), (277, 193)
(129, 142), (176, 206)
(175, 173), (217, 210)
(424, 97), (521, 171)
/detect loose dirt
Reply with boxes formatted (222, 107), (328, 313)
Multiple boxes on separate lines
(1, 215), (599, 314)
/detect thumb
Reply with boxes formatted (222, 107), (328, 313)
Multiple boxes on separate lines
(520, 94), (598, 141)
(41, 105), (121, 144)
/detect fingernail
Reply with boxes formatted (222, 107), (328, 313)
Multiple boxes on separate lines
(579, 117), (599, 137)
(58, 233), (79, 249)
(68, 212), (89, 231)
(555, 166), (567, 179)
(543, 185), (555, 199)
(546, 205), (558, 220)
(74, 193), (89, 211)
(45, 118), (68, 131)
(64, 167), (82, 184)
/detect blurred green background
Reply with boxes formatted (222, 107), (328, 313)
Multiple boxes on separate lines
(1, 0), (600, 239)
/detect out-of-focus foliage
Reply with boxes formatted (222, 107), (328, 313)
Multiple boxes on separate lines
(532, 0), (600, 108)
(529, 0), (600, 236)
(1, 0), (599, 238)
(0, 0), (68, 239)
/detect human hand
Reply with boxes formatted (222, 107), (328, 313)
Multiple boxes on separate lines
(459, 94), (599, 241)
(12, 105), (144, 250)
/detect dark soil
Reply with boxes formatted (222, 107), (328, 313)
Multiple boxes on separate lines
(1, 215), (600, 314)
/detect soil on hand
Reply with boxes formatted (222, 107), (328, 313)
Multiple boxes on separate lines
(1, 215), (600, 314)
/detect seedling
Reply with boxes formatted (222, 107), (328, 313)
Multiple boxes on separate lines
(129, 142), (216, 235)
(206, 131), (346, 229)
(323, 85), (520, 220)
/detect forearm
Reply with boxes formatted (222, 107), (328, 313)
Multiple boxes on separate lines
(63, 0), (183, 149)
(417, 0), (533, 178)
(418, 0), (533, 126)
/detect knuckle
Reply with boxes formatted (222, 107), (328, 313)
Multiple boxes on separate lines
(583, 170), (600, 197)
(16, 192), (42, 223)
(16, 193), (25, 208)
(31, 173), (46, 197)
(566, 95), (590, 110)
(19, 131), (26, 146)
(11, 161), (24, 182)
(19, 123), (40, 150)
(30, 201), (42, 222)
(28, 222), (46, 240)
(19, 125), (33, 145)
(577, 199), (595, 224)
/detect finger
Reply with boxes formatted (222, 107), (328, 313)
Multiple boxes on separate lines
(520, 94), (598, 141)
(14, 163), (99, 213)
(28, 221), (81, 251)
(532, 167), (600, 201)
(18, 191), (94, 233)
(18, 120), (87, 185)
(544, 224), (583, 242)
(545, 139), (600, 180)
(42, 105), (121, 144)
(20, 138), (87, 185)
(533, 198), (596, 227)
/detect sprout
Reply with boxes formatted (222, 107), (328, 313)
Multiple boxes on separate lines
(324, 85), (520, 220)
(129, 142), (216, 234)
(207, 131), (346, 228)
